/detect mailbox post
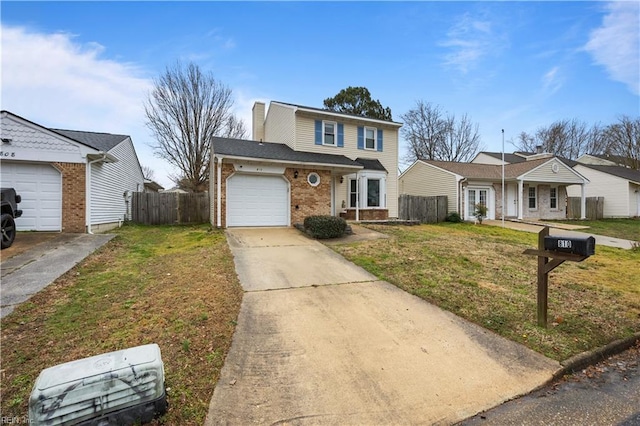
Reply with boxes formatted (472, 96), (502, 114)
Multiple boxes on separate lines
(523, 227), (595, 328)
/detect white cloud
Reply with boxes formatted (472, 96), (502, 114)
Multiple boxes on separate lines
(542, 66), (563, 95)
(440, 12), (505, 74)
(0, 25), (176, 188)
(584, 1), (640, 95)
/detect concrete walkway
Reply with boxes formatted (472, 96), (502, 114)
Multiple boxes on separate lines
(206, 228), (560, 425)
(1, 233), (114, 318)
(484, 220), (637, 250)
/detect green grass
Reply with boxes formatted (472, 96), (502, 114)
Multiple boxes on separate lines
(0, 224), (243, 425)
(544, 218), (640, 241)
(329, 223), (640, 361)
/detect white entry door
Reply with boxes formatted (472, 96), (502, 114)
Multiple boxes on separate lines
(507, 184), (518, 217)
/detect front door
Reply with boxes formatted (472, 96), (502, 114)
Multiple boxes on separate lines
(507, 184), (518, 217)
(467, 188), (488, 219)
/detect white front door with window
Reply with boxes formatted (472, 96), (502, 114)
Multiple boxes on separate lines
(465, 186), (495, 221)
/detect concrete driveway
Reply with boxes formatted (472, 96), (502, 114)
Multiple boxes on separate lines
(1, 233), (114, 318)
(206, 228), (560, 425)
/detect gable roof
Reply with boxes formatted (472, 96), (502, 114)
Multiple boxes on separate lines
(52, 129), (129, 152)
(271, 101), (403, 127)
(421, 157), (579, 180)
(475, 152), (528, 164)
(212, 137), (363, 169)
(577, 164), (640, 185)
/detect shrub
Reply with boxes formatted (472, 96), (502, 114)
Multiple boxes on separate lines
(445, 212), (463, 223)
(474, 203), (488, 224)
(303, 215), (347, 239)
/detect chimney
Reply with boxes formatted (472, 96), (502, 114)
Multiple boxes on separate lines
(536, 145), (544, 154)
(252, 102), (265, 142)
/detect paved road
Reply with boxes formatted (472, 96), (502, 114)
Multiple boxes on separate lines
(459, 342), (640, 426)
(206, 228), (560, 425)
(1, 233), (114, 318)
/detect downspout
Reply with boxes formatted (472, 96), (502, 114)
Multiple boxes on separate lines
(216, 156), (223, 228)
(86, 153), (109, 234)
(580, 183), (586, 220)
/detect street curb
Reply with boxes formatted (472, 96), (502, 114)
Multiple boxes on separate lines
(553, 332), (640, 379)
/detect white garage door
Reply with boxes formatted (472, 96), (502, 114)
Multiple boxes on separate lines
(227, 174), (289, 227)
(1, 162), (62, 231)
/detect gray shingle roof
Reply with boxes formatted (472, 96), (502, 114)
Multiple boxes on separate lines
(355, 158), (387, 172)
(579, 164), (640, 184)
(52, 129), (129, 152)
(423, 158), (553, 179)
(212, 137), (363, 168)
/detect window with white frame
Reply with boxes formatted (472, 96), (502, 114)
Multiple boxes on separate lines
(367, 179), (380, 207)
(365, 127), (376, 150)
(323, 121), (336, 145)
(347, 172), (386, 209)
(528, 186), (537, 209)
(550, 187), (557, 209)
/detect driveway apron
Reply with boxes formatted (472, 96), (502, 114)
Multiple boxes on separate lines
(206, 228), (560, 425)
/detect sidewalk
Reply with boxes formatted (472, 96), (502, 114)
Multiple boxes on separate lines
(484, 220), (637, 250)
(205, 227), (560, 425)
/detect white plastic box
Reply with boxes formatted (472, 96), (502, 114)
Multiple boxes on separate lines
(29, 344), (167, 425)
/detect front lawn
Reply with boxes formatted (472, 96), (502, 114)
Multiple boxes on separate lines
(330, 223), (640, 361)
(544, 218), (640, 242)
(0, 224), (243, 425)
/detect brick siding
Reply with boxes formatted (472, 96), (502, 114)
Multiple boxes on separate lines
(53, 162), (86, 233)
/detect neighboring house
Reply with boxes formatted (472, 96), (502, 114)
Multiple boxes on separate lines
(399, 154), (589, 221)
(144, 179), (165, 193)
(209, 101), (402, 227)
(567, 163), (640, 218)
(0, 110), (144, 233)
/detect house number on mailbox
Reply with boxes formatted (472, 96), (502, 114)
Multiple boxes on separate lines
(557, 240), (572, 249)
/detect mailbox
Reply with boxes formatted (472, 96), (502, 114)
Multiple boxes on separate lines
(544, 235), (595, 256)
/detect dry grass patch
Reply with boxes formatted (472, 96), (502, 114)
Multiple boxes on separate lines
(330, 223), (640, 360)
(1, 224), (243, 425)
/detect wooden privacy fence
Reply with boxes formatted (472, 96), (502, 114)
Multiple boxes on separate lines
(567, 196), (604, 220)
(398, 194), (448, 223)
(131, 192), (210, 225)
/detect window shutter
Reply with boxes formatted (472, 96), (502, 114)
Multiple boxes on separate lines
(337, 123), (344, 147)
(377, 129), (383, 152)
(357, 126), (364, 150)
(315, 120), (322, 145)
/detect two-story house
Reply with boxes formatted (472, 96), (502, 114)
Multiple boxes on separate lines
(209, 101), (402, 228)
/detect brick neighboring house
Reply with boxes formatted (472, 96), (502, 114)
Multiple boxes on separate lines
(400, 152), (589, 221)
(1, 111), (144, 233)
(210, 101), (402, 228)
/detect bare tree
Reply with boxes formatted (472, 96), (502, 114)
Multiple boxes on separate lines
(401, 101), (482, 163)
(604, 115), (640, 169)
(145, 61), (247, 192)
(141, 165), (156, 181)
(513, 119), (605, 159)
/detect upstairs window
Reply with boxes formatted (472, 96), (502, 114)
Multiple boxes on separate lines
(323, 121), (336, 146)
(365, 127), (376, 150)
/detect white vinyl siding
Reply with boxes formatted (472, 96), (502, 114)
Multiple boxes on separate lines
(264, 102), (296, 149)
(567, 165), (635, 218)
(523, 160), (584, 184)
(399, 161), (459, 214)
(295, 114), (399, 218)
(90, 139), (144, 225)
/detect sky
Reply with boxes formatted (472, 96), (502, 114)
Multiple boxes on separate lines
(1, 1), (638, 188)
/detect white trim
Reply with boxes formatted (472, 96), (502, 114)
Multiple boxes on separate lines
(216, 157), (222, 228)
(528, 185), (537, 210)
(364, 126), (377, 150)
(213, 154), (362, 172)
(549, 186), (558, 210)
(270, 101), (403, 128)
(322, 120), (337, 146)
(518, 158), (589, 184)
(307, 172), (320, 187)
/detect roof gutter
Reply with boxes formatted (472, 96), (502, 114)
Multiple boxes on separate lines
(214, 154), (363, 172)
